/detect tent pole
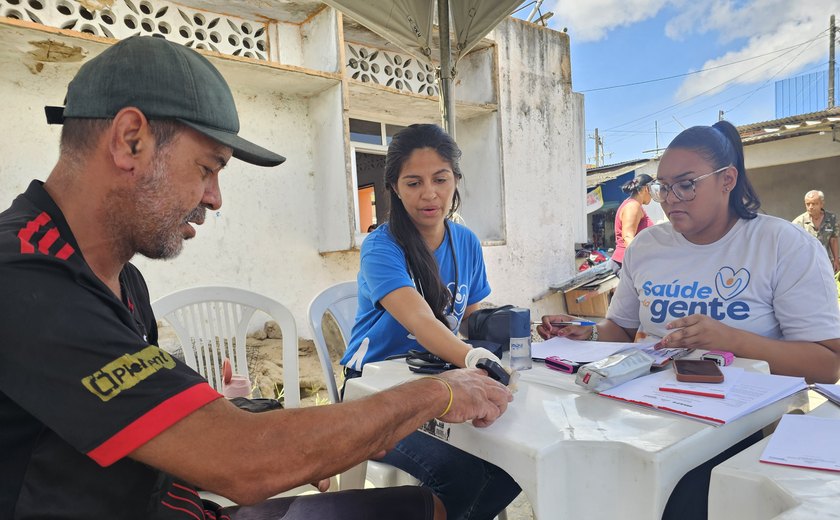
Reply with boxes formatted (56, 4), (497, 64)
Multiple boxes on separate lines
(437, 0), (456, 138)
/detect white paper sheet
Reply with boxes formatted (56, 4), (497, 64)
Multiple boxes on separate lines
(531, 336), (656, 363)
(760, 414), (840, 472)
(531, 337), (688, 368)
(598, 368), (806, 425)
(814, 383), (840, 407)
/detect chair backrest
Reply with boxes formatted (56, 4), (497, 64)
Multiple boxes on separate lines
(152, 286), (300, 408)
(307, 281), (358, 403)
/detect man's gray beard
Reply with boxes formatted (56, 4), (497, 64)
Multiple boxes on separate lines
(104, 151), (201, 261)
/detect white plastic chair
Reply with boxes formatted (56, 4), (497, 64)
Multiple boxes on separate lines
(307, 280), (358, 404)
(307, 281), (421, 489)
(152, 286), (300, 408)
(152, 286), (316, 506)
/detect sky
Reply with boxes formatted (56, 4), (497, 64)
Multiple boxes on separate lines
(516, 0), (840, 166)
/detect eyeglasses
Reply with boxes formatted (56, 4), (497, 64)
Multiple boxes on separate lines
(649, 166), (731, 203)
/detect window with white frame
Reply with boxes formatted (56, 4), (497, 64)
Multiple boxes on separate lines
(349, 116), (505, 244)
(349, 118), (406, 235)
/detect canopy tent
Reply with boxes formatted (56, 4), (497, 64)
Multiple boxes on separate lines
(323, 0), (524, 136)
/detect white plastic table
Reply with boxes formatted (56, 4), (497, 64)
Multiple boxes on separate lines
(343, 359), (809, 520)
(708, 398), (840, 520)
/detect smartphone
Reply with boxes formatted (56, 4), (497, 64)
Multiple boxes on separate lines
(673, 359), (724, 383)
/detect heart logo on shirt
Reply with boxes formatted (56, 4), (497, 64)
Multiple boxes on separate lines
(715, 267), (750, 301)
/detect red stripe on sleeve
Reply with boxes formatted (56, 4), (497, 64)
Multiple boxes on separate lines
(161, 500), (204, 520)
(38, 227), (60, 254)
(88, 383), (222, 467)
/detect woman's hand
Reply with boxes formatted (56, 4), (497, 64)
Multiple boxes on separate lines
(657, 314), (732, 350)
(536, 315), (593, 341)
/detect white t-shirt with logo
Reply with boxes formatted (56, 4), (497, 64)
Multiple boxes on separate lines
(608, 214), (840, 342)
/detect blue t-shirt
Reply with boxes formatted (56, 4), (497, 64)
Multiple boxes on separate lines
(341, 222), (490, 370)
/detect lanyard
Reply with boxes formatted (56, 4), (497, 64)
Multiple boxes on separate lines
(407, 221), (459, 323)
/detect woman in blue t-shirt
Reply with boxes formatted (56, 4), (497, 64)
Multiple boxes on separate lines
(340, 124), (519, 520)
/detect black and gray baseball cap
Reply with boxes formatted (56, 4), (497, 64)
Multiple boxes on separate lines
(45, 35), (285, 167)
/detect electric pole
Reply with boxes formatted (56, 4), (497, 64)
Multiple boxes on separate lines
(591, 128), (604, 167)
(830, 14), (836, 108)
(654, 121), (660, 157)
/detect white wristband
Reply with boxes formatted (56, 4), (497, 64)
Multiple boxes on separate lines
(465, 347), (502, 369)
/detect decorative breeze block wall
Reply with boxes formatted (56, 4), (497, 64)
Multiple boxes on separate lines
(346, 42), (438, 97)
(0, 0), (268, 60)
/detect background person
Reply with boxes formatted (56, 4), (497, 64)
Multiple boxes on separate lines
(539, 120), (840, 520)
(792, 189), (840, 272)
(611, 173), (654, 274)
(340, 124), (520, 520)
(0, 36), (513, 520)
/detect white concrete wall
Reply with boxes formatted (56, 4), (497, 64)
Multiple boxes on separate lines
(745, 134), (840, 221)
(0, 48), (65, 207)
(483, 18), (586, 317)
(0, 13), (585, 338)
(457, 112), (505, 241)
(745, 132), (840, 169)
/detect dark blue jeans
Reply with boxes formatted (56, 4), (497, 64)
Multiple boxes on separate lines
(380, 431), (520, 520)
(342, 368), (520, 519)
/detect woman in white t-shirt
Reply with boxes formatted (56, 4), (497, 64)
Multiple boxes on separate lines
(539, 120), (840, 384)
(541, 120), (840, 520)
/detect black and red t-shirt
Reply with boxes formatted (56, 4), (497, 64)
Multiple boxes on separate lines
(0, 181), (223, 519)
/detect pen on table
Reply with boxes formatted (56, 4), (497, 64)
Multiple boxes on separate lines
(532, 320), (597, 327)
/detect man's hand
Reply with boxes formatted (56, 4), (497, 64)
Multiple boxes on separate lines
(435, 369), (513, 428)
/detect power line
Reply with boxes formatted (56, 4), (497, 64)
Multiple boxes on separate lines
(725, 31), (825, 114)
(578, 36), (827, 93)
(604, 28), (829, 132)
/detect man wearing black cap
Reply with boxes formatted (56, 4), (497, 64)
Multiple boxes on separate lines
(0, 36), (512, 519)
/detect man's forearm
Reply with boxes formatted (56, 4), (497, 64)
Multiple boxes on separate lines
(131, 377), (453, 504)
(248, 378), (450, 493)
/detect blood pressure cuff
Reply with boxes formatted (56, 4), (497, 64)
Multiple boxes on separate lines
(397, 349), (457, 374)
(466, 305), (517, 355)
(228, 397), (283, 412)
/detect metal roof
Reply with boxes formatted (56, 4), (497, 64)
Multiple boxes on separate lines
(586, 158), (652, 188)
(737, 107), (840, 145)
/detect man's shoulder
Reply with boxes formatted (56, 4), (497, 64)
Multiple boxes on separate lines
(0, 181), (77, 261)
(791, 212), (808, 224)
